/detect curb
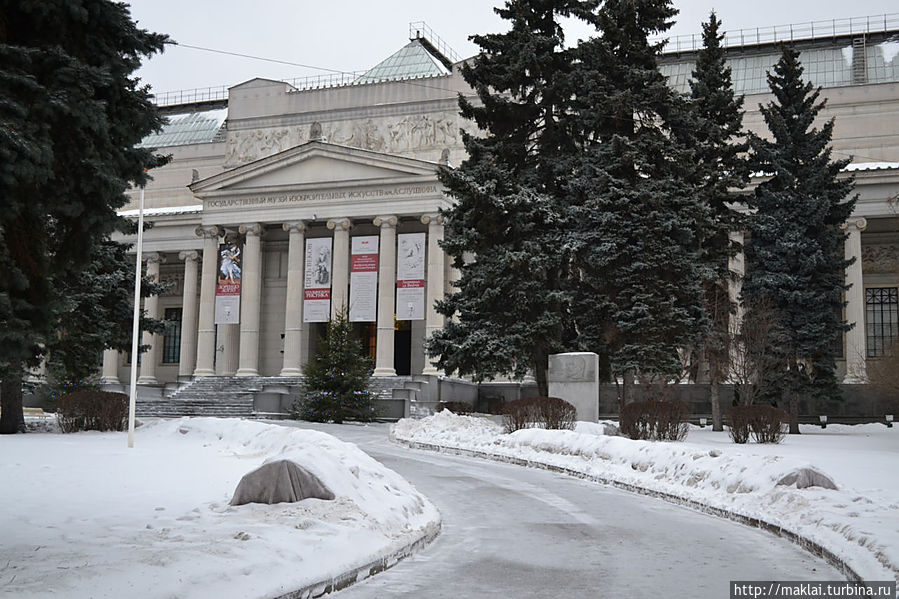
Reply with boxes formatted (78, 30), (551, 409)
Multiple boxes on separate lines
(391, 437), (871, 584)
(274, 520), (441, 599)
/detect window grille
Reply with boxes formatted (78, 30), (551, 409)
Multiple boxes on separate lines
(163, 308), (183, 364)
(866, 287), (899, 357)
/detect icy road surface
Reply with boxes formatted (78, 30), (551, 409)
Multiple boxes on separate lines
(275, 421), (841, 599)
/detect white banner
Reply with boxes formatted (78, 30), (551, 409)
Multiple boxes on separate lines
(303, 237), (332, 323)
(396, 233), (425, 320)
(349, 236), (379, 322)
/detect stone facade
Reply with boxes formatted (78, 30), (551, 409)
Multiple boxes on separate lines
(108, 32), (899, 392)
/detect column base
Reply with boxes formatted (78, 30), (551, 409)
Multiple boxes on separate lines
(842, 373), (868, 384)
(100, 376), (121, 385)
(373, 368), (397, 377)
(136, 376), (158, 386)
(421, 366), (442, 376)
(193, 368), (215, 377)
(235, 368), (259, 377)
(279, 368), (302, 376)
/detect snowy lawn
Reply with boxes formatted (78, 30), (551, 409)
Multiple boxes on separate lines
(0, 418), (439, 599)
(392, 412), (899, 583)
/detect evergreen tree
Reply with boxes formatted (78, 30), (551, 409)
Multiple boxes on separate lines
(0, 0), (167, 433)
(296, 310), (375, 424)
(46, 240), (167, 388)
(427, 0), (599, 396)
(742, 45), (856, 434)
(683, 12), (749, 430)
(566, 0), (708, 404)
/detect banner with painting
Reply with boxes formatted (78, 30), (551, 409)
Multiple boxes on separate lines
(349, 236), (379, 322)
(396, 233), (425, 320)
(215, 242), (242, 324)
(303, 237), (332, 322)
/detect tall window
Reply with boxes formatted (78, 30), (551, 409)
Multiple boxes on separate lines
(163, 307), (183, 364)
(866, 287), (898, 357)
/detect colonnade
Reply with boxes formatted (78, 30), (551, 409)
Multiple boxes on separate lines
(100, 214), (447, 385)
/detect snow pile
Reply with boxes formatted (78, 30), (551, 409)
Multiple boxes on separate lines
(392, 412), (899, 582)
(0, 418), (439, 599)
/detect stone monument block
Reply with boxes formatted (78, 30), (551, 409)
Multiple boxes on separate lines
(548, 352), (599, 423)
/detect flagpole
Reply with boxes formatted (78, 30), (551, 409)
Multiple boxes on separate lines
(127, 183), (146, 448)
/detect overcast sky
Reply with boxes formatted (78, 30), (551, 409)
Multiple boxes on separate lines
(126, 0), (897, 94)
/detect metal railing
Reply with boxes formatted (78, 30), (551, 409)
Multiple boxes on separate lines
(409, 21), (461, 64)
(659, 13), (899, 53)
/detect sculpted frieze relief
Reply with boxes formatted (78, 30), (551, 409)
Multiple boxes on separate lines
(862, 244), (899, 274)
(223, 113), (477, 168)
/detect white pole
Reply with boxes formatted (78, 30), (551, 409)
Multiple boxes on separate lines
(127, 185), (146, 448)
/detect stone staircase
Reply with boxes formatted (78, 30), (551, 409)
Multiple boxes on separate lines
(135, 376), (303, 419)
(134, 374), (440, 420)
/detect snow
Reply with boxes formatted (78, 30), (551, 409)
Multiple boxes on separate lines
(392, 412), (899, 583)
(0, 418), (439, 599)
(117, 204), (203, 218)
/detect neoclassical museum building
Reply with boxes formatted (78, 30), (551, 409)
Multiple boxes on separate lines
(101, 19), (899, 416)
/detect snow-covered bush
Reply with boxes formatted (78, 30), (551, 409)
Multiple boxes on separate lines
(727, 405), (788, 444)
(619, 400), (689, 441)
(502, 397), (576, 433)
(57, 390), (127, 433)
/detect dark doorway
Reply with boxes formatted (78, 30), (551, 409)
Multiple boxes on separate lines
(394, 321), (412, 376)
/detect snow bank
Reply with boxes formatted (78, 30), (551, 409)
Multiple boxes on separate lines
(0, 418), (439, 599)
(392, 411), (898, 582)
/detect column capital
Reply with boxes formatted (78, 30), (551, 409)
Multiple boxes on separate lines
(420, 213), (445, 226)
(326, 217), (352, 232)
(195, 225), (220, 239)
(282, 221), (306, 233)
(144, 252), (164, 265)
(842, 217), (868, 232)
(239, 223), (263, 237)
(178, 250), (200, 262)
(373, 215), (398, 228)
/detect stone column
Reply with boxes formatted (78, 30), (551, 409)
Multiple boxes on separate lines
(327, 218), (352, 319)
(843, 218), (868, 383)
(194, 226), (220, 376)
(100, 350), (120, 385)
(727, 230), (746, 381)
(137, 252), (162, 385)
(281, 221), (306, 376)
(373, 215), (398, 376)
(177, 250), (200, 379)
(237, 223), (263, 377)
(421, 213), (446, 375)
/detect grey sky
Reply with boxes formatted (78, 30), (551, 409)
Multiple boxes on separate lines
(126, 1), (897, 95)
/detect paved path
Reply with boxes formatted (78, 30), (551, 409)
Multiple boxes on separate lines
(277, 422), (840, 599)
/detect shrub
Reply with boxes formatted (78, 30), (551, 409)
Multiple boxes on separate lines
(619, 400), (689, 441)
(502, 397), (577, 434)
(57, 391), (128, 433)
(502, 398), (538, 433)
(727, 405), (788, 444)
(535, 396), (577, 431)
(435, 401), (473, 415)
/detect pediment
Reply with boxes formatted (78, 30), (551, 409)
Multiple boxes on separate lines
(191, 141), (439, 195)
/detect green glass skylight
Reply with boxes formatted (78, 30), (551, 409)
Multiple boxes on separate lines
(356, 39), (449, 84)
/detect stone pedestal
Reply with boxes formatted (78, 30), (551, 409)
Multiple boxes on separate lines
(548, 352), (599, 423)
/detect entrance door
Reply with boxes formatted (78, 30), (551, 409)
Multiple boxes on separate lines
(394, 321), (412, 376)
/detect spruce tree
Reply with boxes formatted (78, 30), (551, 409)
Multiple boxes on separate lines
(566, 0), (708, 404)
(297, 310), (375, 424)
(427, 0), (599, 395)
(0, 0), (167, 433)
(683, 12), (749, 430)
(742, 45), (856, 434)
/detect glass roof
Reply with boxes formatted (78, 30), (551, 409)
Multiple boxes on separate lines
(661, 39), (899, 96)
(355, 39), (449, 84)
(138, 108), (227, 149)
